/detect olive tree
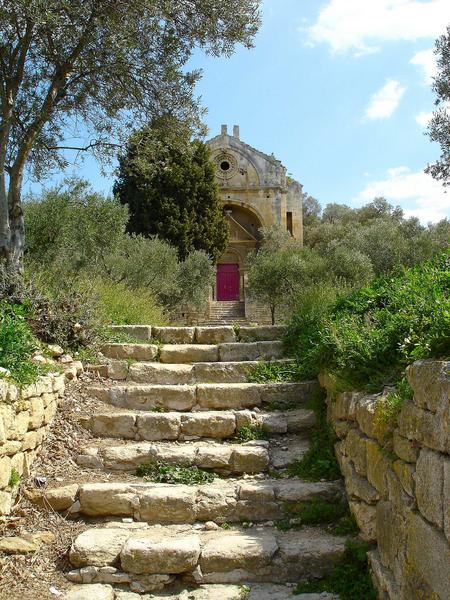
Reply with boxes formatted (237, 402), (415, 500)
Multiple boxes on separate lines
(0, 0), (261, 270)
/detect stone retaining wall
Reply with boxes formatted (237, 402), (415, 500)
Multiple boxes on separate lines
(321, 360), (449, 600)
(0, 373), (65, 514)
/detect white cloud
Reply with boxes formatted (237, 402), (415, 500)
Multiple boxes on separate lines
(356, 166), (450, 222)
(307, 0), (450, 55)
(365, 80), (406, 120)
(415, 111), (433, 127)
(410, 49), (438, 83)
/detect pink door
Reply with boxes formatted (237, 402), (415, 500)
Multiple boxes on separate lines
(216, 264), (240, 301)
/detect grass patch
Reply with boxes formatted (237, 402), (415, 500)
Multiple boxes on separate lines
(375, 377), (413, 426)
(8, 468), (20, 487)
(232, 424), (269, 443)
(247, 360), (298, 383)
(287, 389), (341, 482)
(136, 459), (216, 485)
(293, 539), (377, 600)
(284, 498), (348, 525)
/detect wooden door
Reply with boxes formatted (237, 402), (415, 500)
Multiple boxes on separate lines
(216, 264), (240, 301)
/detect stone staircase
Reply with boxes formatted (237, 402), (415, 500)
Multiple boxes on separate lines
(34, 325), (345, 600)
(205, 301), (247, 324)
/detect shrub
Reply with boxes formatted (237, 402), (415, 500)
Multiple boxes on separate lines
(92, 279), (166, 326)
(0, 302), (40, 385)
(285, 253), (450, 391)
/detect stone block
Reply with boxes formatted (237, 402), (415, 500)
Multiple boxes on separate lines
(138, 486), (197, 523)
(79, 484), (136, 516)
(218, 342), (260, 362)
(356, 393), (392, 443)
(368, 549), (400, 600)
(195, 484), (237, 522)
(28, 484), (79, 511)
(129, 363), (194, 385)
(398, 401), (448, 454)
(43, 399), (58, 425)
(339, 454), (379, 504)
(136, 413), (181, 441)
(70, 528), (131, 567)
(200, 531), (277, 573)
(152, 327), (195, 344)
(349, 500), (377, 541)
(10, 452), (24, 477)
(193, 361), (253, 384)
(376, 501), (407, 579)
(86, 413), (136, 439)
(196, 384), (261, 410)
(342, 428), (367, 476)
(406, 359), (450, 413)
(120, 533), (200, 574)
(407, 511), (450, 600)
(9, 410), (29, 440)
(366, 439), (390, 498)
(0, 490), (12, 514)
(160, 344), (219, 364)
(392, 459), (415, 497)
(180, 412), (236, 439)
(257, 341), (285, 360)
(106, 359), (128, 380)
(101, 343), (159, 361)
(392, 430), (419, 463)
(444, 457), (450, 543)
(415, 448), (444, 529)
(195, 446), (232, 469)
(97, 384), (196, 412)
(0, 415), (5, 444)
(286, 409), (316, 432)
(231, 446), (269, 473)
(28, 397), (45, 429)
(0, 456), (11, 488)
(21, 430), (39, 451)
(260, 382), (317, 408)
(195, 326), (236, 344)
(65, 584), (115, 600)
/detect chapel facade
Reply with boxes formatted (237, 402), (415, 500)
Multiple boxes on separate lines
(205, 125), (303, 323)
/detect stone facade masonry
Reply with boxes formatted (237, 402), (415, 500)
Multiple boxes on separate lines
(321, 360), (449, 600)
(0, 373), (65, 514)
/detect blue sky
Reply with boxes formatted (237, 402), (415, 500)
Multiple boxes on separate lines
(31, 0), (450, 222)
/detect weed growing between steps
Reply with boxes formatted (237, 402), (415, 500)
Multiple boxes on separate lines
(287, 389), (341, 481)
(8, 468), (20, 487)
(136, 459), (216, 485)
(276, 498), (359, 536)
(232, 424), (269, 443)
(293, 539), (377, 600)
(247, 360), (298, 383)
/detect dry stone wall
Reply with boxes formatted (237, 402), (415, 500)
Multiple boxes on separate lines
(0, 373), (65, 514)
(321, 360), (449, 600)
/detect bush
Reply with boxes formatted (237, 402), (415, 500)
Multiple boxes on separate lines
(0, 302), (40, 385)
(92, 279), (166, 325)
(285, 252), (450, 391)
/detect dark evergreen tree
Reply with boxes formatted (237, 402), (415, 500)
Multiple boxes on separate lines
(114, 119), (229, 261)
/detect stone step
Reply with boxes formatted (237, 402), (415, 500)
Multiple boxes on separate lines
(88, 382), (317, 413)
(64, 583), (338, 600)
(81, 408), (316, 441)
(101, 340), (284, 363)
(66, 523), (347, 590)
(123, 359), (291, 385)
(76, 436), (310, 473)
(32, 478), (343, 522)
(108, 325), (286, 344)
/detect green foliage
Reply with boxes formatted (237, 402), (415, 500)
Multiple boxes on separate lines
(114, 119), (229, 261)
(375, 378), (414, 426)
(92, 279), (166, 326)
(287, 390), (341, 482)
(0, 302), (40, 385)
(285, 253), (450, 391)
(8, 468), (20, 488)
(293, 539), (377, 600)
(232, 424), (268, 443)
(247, 361), (298, 383)
(284, 499), (348, 526)
(136, 459), (216, 485)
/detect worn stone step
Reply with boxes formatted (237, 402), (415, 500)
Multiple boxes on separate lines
(81, 408), (316, 441)
(124, 359), (291, 385)
(66, 523), (347, 590)
(101, 341), (284, 363)
(108, 325), (286, 345)
(88, 382), (317, 412)
(34, 478), (342, 523)
(64, 583), (338, 600)
(76, 436), (310, 474)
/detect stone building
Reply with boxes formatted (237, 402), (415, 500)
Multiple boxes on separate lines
(205, 124), (303, 323)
